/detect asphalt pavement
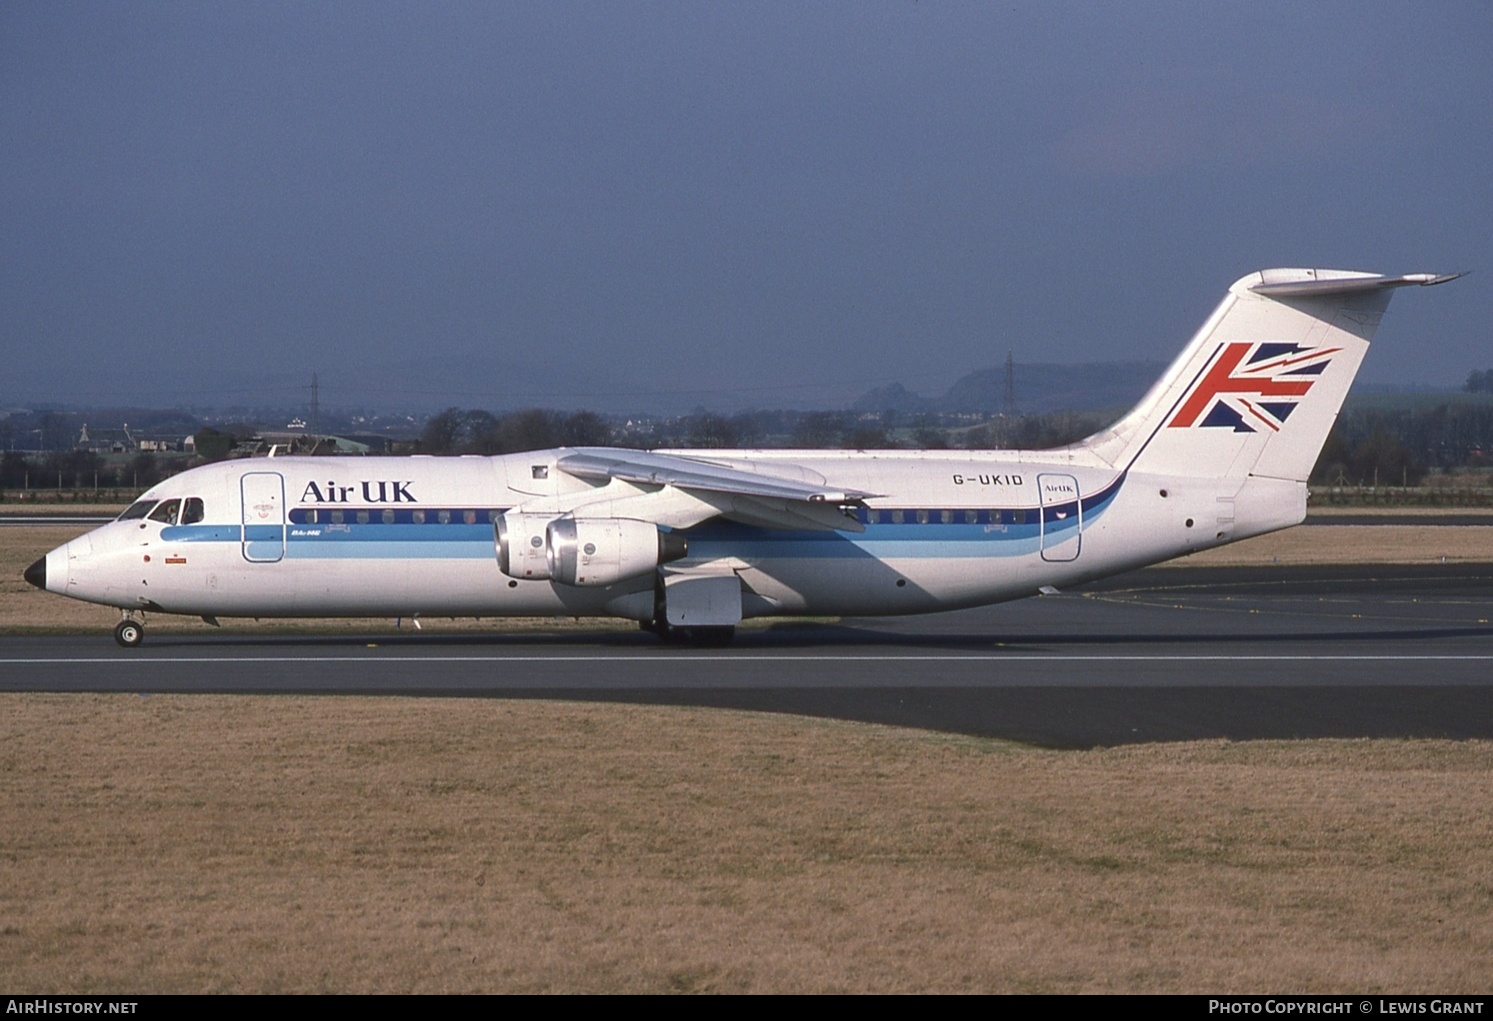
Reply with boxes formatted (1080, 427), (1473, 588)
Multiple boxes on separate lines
(3, 564), (1489, 747)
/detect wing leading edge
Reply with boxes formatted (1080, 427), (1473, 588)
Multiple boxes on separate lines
(555, 448), (877, 532)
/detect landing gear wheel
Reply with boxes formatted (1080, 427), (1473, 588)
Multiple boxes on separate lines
(114, 620), (144, 648)
(685, 626), (736, 647)
(646, 621), (736, 646)
(653, 622), (688, 645)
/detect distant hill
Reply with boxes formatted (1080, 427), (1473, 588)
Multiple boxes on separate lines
(855, 361), (1168, 416)
(851, 382), (935, 414)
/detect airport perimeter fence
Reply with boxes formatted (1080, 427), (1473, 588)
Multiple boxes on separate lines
(1310, 474), (1493, 507)
(0, 487), (138, 507)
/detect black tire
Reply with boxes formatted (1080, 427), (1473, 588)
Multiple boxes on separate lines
(683, 626), (735, 647)
(646, 622), (735, 646)
(114, 620), (144, 648)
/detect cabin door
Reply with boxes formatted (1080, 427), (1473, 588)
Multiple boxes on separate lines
(1038, 473), (1082, 562)
(241, 471), (287, 563)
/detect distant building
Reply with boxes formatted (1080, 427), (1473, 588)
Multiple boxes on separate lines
(73, 423), (184, 454)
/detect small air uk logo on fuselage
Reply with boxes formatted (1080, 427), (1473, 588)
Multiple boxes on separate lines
(1167, 342), (1340, 433)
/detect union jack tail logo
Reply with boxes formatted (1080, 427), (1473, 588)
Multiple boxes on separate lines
(1167, 342), (1340, 433)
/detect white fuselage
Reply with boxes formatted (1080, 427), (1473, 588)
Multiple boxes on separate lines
(40, 448), (1300, 622)
(35, 268), (1450, 634)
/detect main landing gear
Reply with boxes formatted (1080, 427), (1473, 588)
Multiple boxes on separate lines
(114, 615), (144, 648)
(643, 572), (738, 646)
(642, 620), (737, 646)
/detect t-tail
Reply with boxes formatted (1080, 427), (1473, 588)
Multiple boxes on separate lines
(1083, 269), (1464, 485)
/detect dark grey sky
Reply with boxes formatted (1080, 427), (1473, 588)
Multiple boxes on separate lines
(4, 1), (1489, 413)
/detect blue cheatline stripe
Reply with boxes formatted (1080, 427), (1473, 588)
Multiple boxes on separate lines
(153, 474), (1125, 561)
(162, 525), (241, 543)
(683, 524), (1047, 561)
(244, 541), (284, 561)
(285, 524), (496, 543)
(286, 541), (496, 560)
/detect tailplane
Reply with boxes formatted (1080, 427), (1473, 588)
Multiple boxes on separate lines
(1083, 269), (1463, 482)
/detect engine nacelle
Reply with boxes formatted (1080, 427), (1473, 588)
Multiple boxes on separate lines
(495, 511), (559, 580)
(549, 517), (688, 587)
(496, 513), (688, 586)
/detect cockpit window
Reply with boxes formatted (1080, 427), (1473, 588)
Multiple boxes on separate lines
(147, 499), (182, 525)
(118, 500), (155, 521)
(180, 498), (205, 525)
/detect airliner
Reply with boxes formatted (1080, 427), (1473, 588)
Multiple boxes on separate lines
(25, 268), (1460, 646)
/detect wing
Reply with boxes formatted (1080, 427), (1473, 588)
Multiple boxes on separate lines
(557, 448), (875, 503)
(555, 448), (876, 532)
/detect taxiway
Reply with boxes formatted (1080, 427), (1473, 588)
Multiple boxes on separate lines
(2, 564), (1489, 747)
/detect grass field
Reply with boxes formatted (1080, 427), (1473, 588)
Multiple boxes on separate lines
(2, 521), (1491, 992)
(2, 696), (1489, 993)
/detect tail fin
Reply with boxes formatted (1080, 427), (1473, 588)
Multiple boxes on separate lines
(1084, 269), (1462, 482)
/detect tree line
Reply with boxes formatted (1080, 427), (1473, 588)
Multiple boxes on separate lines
(6, 401), (1492, 497)
(418, 406), (1124, 453)
(407, 402), (1493, 486)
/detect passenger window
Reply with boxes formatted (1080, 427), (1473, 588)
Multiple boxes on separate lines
(148, 499), (181, 525)
(118, 500), (155, 521)
(330, 510), (344, 524)
(964, 510), (977, 524)
(437, 510), (451, 524)
(940, 510), (953, 524)
(891, 510), (904, 524)
(866, 508), (880, 524)
(180, 498), (205, 525)
(382, 509), (395, 524)
(412, 509), (426, 524)
(1013, 509), (1026, 525)
(916, 509), (929, 524)
(356, 510), (370, 524)
(463, 510), (477, 524)
(305, 509), (319, 524)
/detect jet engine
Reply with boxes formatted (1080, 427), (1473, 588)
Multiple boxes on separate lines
(496, 513), (688, 586)
(495, 511), (559, 580)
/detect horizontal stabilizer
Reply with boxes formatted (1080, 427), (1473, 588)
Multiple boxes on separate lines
(1249, 270), (1467, 298)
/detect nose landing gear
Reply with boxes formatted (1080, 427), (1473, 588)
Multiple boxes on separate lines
(114, 616), (144, 648)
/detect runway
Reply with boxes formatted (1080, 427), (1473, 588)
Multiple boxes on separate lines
(3, 564), (1490, 747)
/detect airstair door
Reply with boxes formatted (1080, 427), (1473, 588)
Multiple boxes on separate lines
(241, 471), (286, 563)
(1038, 473), (1082, 562)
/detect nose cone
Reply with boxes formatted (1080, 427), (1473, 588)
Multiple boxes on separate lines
(23, 556), (46, 591)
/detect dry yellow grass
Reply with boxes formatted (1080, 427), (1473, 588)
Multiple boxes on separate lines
(1308, 506), (1493, 518)
(4, 522), (1490, 992)
(1170, 525), (1493, 568)
(1, 694), (1489, 994)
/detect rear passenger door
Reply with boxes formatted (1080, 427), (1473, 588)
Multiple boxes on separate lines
(1038, 473), (1082, 562)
